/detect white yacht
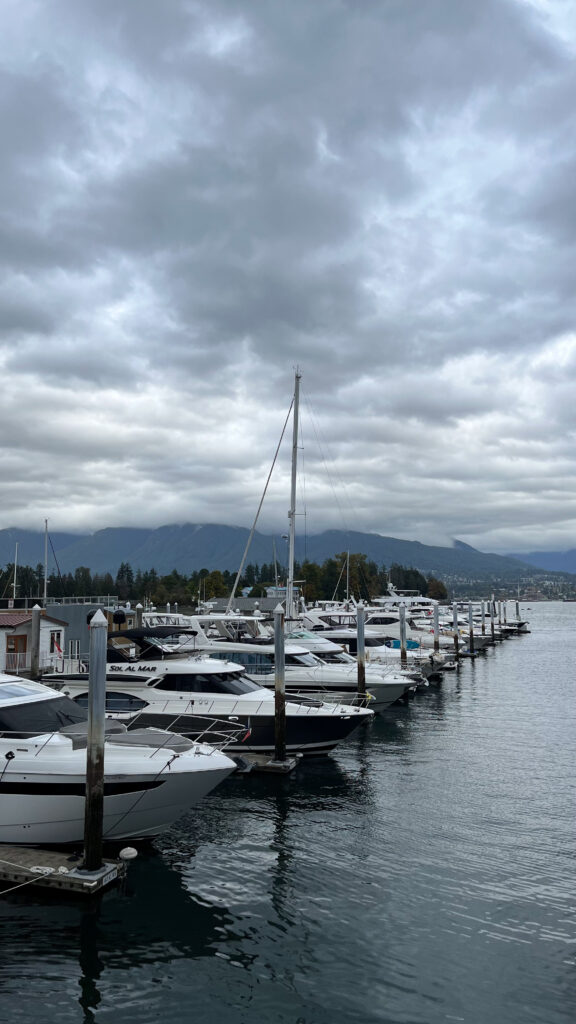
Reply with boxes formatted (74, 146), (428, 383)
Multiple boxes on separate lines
(141, 614), (412, 711)
(284, 627), (424, 690)
(0, 673), (236, 846)
(301, 603), (466, 661)
(44, 643), (374, 757)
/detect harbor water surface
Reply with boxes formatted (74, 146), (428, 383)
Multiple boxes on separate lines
(1, 602), (574, 1023)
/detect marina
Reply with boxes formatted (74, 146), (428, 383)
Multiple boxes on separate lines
(2, 2), (576, 1021)
(0, 600), (574, 1023)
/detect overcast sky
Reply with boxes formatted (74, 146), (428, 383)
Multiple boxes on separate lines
(1, 0), (575, 554)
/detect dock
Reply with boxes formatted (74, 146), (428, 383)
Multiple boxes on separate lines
(0, 846), (126, 895)
(232, 752), (302, 774)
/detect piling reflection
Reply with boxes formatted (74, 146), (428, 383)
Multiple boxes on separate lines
(0, 849), (232, 1022)
(0, 606), (573, 1024)
(78, 908), (101, 1023)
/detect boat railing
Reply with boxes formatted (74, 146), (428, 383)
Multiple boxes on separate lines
(155, 713), (250, 749)
(44, 655), (89, 674)
(285, 689), (374, 709)
(5, 652), (30, 673)
(0, 719), (248, 755)
(102, 701), (254, 748)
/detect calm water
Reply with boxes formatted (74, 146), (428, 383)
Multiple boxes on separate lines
(1, 603), (575, 1024)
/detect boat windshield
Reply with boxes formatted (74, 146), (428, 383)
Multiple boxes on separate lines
(286, 653), (320, 667)
(0, 695), (87, 737)
(152, 672), (264, 695)
(316, 652), (355, 664)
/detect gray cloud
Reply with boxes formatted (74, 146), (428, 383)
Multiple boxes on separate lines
(0, 0), (574, 555)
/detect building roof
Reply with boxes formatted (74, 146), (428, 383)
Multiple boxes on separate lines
(0, 613), (68, 628)
(0, 614), (31, 627)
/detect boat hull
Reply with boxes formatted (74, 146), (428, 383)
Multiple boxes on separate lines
(0, 761), (234, 845)
(277, 680), (409, 713)
(119, 708), (371, 756)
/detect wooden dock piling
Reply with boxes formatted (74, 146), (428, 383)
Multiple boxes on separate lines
(452, 603), (460, 662)
(357, 602), (366, 696)
(83, 609), (108, 873)
(273, 603), (286, 763)
(399, 605), (407, 667)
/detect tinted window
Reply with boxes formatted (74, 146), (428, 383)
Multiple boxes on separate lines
(286, 653), (318, 667)
(107, 674), (151, 684)
(209, 651), (274, 674)
(154, 673), (262, 695)
(0, 695), (87, 736)
(75, 691), (148, 713)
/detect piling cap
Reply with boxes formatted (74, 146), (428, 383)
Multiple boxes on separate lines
(274, 603), (285, 614)
(89, 609), (108, 628)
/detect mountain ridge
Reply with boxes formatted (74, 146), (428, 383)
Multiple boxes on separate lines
(0, 524), (565, 581)
(507, 549), (576, 574)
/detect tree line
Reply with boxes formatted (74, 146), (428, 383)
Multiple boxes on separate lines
(1, 553), (448, 606)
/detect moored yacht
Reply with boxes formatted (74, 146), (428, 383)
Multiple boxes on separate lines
(43, 644), (374, 756)
(0, 673), (236, 846)
(140, 617), (412, 711)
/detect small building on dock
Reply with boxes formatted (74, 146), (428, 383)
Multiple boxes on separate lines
(0, 611), (68, 674)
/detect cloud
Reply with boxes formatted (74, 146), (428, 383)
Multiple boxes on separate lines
(0, 0), (574, 556)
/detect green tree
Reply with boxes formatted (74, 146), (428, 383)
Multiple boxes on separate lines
(116, 562), (135, 600)
(300, 560), (323, 603)
(389, 564), (428, 595)
(202, 570), (229, 599)
(73, 566), (93, 594)
(427, 576), (448, 600)
(242, 563), (258, 587)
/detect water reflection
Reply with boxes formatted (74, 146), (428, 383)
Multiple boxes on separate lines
(0, 850), (232, 1022)
(1, 606), (575, 1024)
(268, 787), (293, 924)
(78, 909), (101, 1023)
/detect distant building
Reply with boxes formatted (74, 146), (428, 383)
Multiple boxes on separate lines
(0, 611), (68, 674)
(45, 598), (139, 661)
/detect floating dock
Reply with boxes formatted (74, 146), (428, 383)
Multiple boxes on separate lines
(232, 752), (302, 774)
(0, 846), (126, 895)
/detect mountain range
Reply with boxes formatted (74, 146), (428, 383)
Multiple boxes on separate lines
(507, 549), (576, 574)
(0, 524), (568, 581)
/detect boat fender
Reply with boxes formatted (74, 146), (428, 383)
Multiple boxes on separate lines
(119, 847), (138, 861)
(0, 750), (15, 783)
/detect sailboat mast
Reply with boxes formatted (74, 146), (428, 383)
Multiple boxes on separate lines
(286, 370), (301, 623)
(273, 538), (279, 590)
(43, 519), (48, 604)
